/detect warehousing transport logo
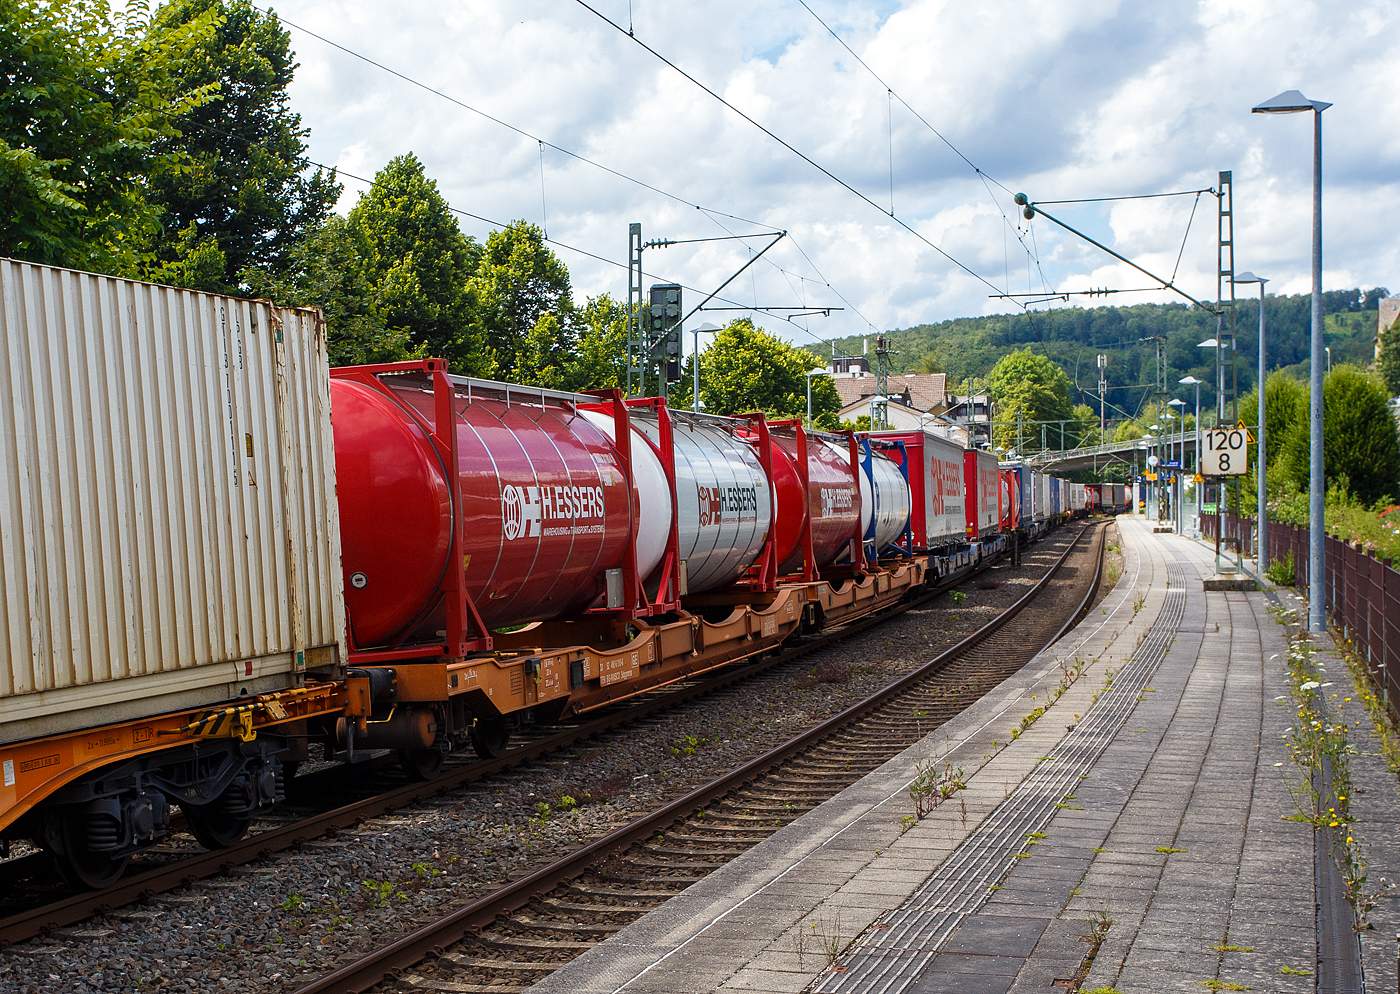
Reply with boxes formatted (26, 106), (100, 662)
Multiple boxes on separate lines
(697, 484), (761, 527)
(503, 483), (606, 540)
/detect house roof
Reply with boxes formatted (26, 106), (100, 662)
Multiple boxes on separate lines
(831, 372), (946, 411)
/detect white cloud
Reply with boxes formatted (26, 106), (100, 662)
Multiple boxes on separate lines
(272, 0), (1400, 348)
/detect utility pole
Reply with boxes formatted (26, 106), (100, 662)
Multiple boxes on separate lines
(1215, 171), (1239, 574)
(627, 223), (643, 398)
(872, 334), (897, 430)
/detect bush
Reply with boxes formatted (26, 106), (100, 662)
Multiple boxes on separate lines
(1282, 366), (1400, 506)
(1265, 550), (1296, 586)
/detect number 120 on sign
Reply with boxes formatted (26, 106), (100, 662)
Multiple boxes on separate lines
(1202, 428), (1248, 476)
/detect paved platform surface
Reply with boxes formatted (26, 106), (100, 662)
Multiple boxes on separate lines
(524, 518), (1397, 994)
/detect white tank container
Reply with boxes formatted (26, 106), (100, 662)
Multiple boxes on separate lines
(628, 412), (772, 593)
(576, 412), (672, 582)
(859, 442), (912, 552)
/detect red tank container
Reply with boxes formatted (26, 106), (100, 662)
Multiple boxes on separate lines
(331, 369), (640, 648)
(769, 427), (862, 575)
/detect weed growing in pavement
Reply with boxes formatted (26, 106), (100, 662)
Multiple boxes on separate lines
(1154, 846), (1188, 854)
(907, 757), (967, 820)
(1275, 611), (1396, 932)
(1209, 943), (1253, 952)
(1133, 591), (1146, 616)
(1065, 910), (1115, 990)
(812, 907), (846, 967)
(1196, 982), (1252, 991)
(1277, 964), (1312, 975)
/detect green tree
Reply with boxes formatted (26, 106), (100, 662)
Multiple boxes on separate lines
(146, 0), (339, 291)
(1379, 318), (1400, 397)
(346, 154), (487, 374)
(245, 214), (417, 366)
(986, 349), (1075, 450)
(0, 0), (219, 273)
(1281, 366), (1400, 506)
(466, 220), (572, 379)
(690, 318), (839, 424)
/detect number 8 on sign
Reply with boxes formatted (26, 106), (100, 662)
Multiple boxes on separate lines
(1203, 427), (1248, 476)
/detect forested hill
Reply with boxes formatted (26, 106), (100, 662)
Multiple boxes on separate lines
(820, 288), (1388, 410)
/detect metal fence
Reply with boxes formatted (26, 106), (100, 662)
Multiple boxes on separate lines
(1202, 513), (1400, 715)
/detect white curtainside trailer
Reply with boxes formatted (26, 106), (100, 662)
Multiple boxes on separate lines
(0, 259), (345, 744)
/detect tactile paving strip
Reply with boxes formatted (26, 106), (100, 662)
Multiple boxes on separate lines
(815, 565), (1187, 994)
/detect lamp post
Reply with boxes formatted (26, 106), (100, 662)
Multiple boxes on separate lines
(1235, 272), (1269, 570)
(690, 322), (721, 413)
(1254, 89), (1329, 632)
(1179, 376), (1202, 535)
(1148, 424), (1161, 521)
(805, 369), (828, 427)
(1169, 398), (1186, 532)
(1164, 413), (1177, 528)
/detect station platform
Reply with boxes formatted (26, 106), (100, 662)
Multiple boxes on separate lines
(526, 517), (1397, 994)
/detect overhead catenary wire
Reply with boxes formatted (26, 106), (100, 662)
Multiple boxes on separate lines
(572, 0), (1014, 303)
(250, 4), (877, 347)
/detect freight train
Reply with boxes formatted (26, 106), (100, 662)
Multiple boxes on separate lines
(0, 261), (1113, 888)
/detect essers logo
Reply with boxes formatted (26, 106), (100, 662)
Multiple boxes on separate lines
(502, 483), (606, 540)
(502, 484), (542, 540)
(820, 486), (854, 518)
(697, 484), (760, 526)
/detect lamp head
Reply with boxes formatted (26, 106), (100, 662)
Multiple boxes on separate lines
(1252, 90), (1331, 114)
(1233, 271), (1269, 284)
(1169, 398), (1185, 407)
(693, 322), (722, 333)
(1198, 338), (1219, 348)
(1179, 375), (1203, 385)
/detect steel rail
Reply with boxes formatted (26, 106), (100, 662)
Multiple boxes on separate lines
(0, 529), (1071, 945)
(292, 522), (1103, 994)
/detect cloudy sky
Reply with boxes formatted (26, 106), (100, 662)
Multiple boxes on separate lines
(272, 0), (1399, 350)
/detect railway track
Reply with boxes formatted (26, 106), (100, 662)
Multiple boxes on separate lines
(0, 527), (1081, 948)
(292, 521), (1107, 994)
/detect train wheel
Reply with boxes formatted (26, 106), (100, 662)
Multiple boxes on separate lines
(470, 719), (511, 759)
(398, 748), (445, 781)
(43, 809), (128, 890)
(183, 781), (255, 850)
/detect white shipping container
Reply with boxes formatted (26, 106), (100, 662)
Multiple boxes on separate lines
(0, 260), (345, 743)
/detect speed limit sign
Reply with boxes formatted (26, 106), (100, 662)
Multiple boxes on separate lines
(1202, 426), (1248, 476)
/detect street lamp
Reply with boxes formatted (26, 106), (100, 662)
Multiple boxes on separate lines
(1148, 424), (1161, 521)
(804, 369), (829, 427)
(1234, 272), (1269, 569)
(690, 322), (721, 413)
(1254, 88), (1330, 632)
(1325, 346), (1331, 373)
(1164, 413), (1178, 529)
(1179, 376), (1203, 534)
(1169, 398), (1186, 532)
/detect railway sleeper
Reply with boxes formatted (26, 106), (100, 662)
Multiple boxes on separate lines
(567, 883), (682, 900)
(471, 933), (598, 953)
(595, 868), (708, 885)
(622, 856), (727, 870)
(498, 917), (622, 937)
(642, 844), (750, 859)
(440, 953), (570, 973)
(541, 897), (657, 915)
(409, 976), (531, 994)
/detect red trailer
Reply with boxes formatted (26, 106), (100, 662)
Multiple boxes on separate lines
(964, 449), (1001, 540)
